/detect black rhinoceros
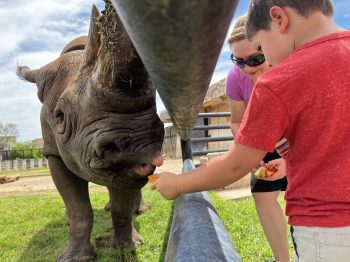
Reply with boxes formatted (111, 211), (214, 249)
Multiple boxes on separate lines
(17, 2), (164, 261)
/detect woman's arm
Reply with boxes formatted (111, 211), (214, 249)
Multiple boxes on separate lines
(228, 98), (246, 136)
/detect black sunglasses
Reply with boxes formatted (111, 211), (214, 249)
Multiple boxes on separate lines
(230, 53), (265, 68)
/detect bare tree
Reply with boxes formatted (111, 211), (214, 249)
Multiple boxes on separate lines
(0, 122), (19, 150)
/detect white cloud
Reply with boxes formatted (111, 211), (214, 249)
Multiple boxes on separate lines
(0, 0), (101, 58)
(16, 51), (60, 69)
(0, 0), (105, 141)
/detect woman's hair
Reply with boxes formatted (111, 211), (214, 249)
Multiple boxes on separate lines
(227, 15), (247, 45)
(246, 0), (334, 40)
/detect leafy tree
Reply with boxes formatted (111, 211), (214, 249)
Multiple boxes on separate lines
(9, 141), (44, 160)
(0, 122), (19, 150)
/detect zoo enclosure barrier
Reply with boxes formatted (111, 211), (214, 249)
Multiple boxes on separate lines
(0, 148), (44, 160)
(162, 112), (233, 159)
(192, 112), (233, 157)
(165, 112), (241, 261)
(0, 158), (49, 173)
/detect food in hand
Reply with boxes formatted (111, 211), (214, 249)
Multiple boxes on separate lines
(255, 164), (278, 178)
(148, 173), (159, 183)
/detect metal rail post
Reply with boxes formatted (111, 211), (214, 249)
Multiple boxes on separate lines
(164, 139), (241, 261)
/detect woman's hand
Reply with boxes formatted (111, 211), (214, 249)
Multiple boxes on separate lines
(149, 172), (181, 200)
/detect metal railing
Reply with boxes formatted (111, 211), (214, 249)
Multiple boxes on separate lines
(0, 148), (44, 160)
(191, 112), (233, 157)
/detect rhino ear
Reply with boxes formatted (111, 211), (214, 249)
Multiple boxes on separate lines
(17, 65), (38, 83)
(80, 5), (101, 73)
(17, 65), (45, 103)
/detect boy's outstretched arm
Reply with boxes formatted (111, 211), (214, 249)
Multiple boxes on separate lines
(150, 142), (266, 200)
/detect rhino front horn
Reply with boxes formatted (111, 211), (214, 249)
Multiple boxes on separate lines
(80, 4), (101, 74)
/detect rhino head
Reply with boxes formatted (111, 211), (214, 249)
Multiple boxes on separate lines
(17, 3), (164, 189)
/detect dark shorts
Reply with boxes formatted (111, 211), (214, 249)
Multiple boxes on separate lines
(250, 150), (288, 193)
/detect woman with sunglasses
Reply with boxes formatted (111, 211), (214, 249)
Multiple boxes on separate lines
(226, 15), (290, 262)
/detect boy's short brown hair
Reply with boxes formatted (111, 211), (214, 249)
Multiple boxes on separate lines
(246, 0), (334, 40)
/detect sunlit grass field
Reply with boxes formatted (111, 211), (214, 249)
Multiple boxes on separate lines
(0, 187), (293, 261)
(0, 167), (50, 176)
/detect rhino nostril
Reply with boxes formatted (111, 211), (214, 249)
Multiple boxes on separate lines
(96, 142), (120, 158)
(104, 143), (119, 152)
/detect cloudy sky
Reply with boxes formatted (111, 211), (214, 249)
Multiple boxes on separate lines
(0, 0), (349, 142)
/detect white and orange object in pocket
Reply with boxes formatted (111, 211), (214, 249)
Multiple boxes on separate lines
(255, 162), (278, 178)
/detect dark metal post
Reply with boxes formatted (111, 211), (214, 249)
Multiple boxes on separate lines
(165, 159), (241, 262)
(181, 139), (192, 161)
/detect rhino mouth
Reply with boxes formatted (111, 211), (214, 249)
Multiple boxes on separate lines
(104, 163), (155, 189)
(130, 154), (162, 178)
(133, 163), (156, 177)
(87, 153), (163, 187)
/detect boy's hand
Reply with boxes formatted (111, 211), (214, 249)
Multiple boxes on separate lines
(149, 172), (181, 200)
(259, 158), (286, 181)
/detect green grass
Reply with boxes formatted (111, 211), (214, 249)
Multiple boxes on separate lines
(209, 192), (294, 261)
(0, 188), (172, 262)
(0, 188), (293, 261)
(0, 168), (50, 176)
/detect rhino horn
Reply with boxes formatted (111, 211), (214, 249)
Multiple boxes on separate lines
(87, 1), (154, 113)
(91, 1), (136, 90)
(79, 5), (101, 74)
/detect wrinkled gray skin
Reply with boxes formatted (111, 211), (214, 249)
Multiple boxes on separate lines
(17, 2), (164, 261)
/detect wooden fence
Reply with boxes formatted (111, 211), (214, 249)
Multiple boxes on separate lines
(0, 158), (49, 173)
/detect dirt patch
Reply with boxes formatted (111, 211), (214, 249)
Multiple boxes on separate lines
(0, 158), (185, 197)
(0, 176), (57, 197)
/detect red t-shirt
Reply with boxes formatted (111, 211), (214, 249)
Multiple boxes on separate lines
(235, 31), (350, 227)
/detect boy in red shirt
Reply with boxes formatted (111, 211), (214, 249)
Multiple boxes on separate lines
(151, 1), (350, 260)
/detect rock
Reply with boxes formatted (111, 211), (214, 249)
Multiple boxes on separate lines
(0, 174), (20, 184)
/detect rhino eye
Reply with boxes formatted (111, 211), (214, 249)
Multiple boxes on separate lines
(54, 107), (66, 135)
(56, 110), (65, 124)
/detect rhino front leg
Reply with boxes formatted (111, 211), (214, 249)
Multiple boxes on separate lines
(107, 187), (143, 248)
(48, 156), (95, 262)
(134, 190), (149, 215)
(105, 190), (149, 215)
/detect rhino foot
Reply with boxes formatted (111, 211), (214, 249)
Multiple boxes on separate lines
(96, 229), (143, 249)
(57, 243), (95, 262)
(130, 228), (144, 247)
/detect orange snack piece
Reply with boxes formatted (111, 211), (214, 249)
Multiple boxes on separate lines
(148, 173), (159, 183)
(255, 164), (278, 178)
(266, 164), (278, 176)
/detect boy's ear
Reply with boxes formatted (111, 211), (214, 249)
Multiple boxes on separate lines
(269, 6), (289, 33)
